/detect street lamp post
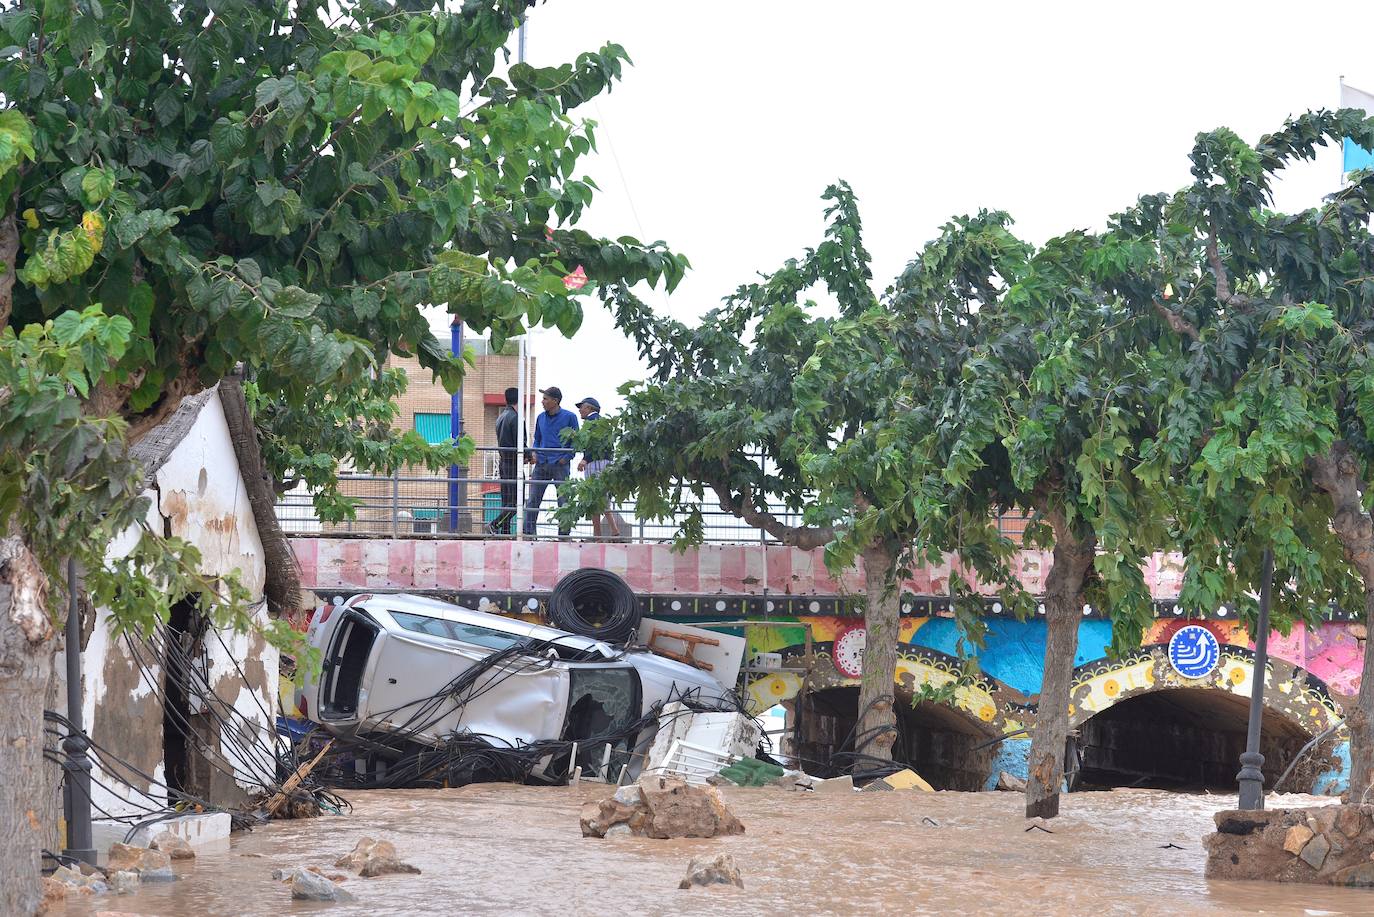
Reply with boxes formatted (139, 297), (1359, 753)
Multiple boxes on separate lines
(1237, 547), (1275, 810)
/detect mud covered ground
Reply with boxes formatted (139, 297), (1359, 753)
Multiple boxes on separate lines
(51, 785), (1374, 915)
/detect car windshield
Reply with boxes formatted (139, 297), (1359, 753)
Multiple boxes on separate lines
(389, 611), (525, 651)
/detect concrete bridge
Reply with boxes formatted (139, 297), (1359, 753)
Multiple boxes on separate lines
(291, 536), (1362, 795)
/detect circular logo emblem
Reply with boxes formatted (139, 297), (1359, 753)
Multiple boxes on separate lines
(1168, 624), (1220, 679)
(833, 625), (866, 678)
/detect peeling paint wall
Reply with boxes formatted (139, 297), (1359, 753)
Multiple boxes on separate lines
(82, 392), (278, 817)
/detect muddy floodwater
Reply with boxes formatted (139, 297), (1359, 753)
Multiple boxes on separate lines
(51, 786), (1374, 916)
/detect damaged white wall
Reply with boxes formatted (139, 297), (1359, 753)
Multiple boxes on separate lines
(76, 388), (279, 818)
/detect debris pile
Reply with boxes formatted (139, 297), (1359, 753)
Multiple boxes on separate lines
(581, 775), (746, 838)
(1204, 804), (1374, 887)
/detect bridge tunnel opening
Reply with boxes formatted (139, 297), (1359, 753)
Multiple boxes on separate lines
(1075, 688), (1313, 791)
(796, 686), (994, 790)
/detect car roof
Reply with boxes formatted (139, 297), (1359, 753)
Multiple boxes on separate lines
(354, 592), (612, 654)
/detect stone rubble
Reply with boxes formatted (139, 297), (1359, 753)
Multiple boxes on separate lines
(679, 853), (744, 890)
(1205, 804), (1374, 887)
(105, 842), (176, 881)
(581, 775), (745, 839)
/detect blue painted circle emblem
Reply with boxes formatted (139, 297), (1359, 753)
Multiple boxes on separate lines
(1168, 625), (1220, 679)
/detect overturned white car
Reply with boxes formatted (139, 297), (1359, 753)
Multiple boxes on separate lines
(296, 593), (730, 786)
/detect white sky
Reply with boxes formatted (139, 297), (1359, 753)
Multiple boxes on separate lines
(435, 0), (1374, 413)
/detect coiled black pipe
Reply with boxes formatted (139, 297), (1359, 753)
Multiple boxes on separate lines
(548, 567), (641, 643)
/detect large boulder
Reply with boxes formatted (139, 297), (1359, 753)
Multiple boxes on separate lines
(582, 776), (745, 839)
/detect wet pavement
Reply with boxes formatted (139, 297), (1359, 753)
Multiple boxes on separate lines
(52, 785), (1374, 916)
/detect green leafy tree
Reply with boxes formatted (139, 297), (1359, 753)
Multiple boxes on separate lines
(1113, 111), (1374, 796)
(0, 1), (684, 910)
(570, 186), (1031, 768)
(893, 223), (1177, 817)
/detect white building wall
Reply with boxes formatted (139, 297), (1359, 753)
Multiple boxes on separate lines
(80, 391), (279, 819)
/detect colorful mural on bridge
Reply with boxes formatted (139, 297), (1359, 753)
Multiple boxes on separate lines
(742, 615), (1358, 794)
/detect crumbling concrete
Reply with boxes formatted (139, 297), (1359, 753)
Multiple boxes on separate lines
(582, 776), (745, 838)
(1204, 804), (1374, 887)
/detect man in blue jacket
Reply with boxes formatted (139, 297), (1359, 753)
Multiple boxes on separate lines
(523, 386), (579, 537)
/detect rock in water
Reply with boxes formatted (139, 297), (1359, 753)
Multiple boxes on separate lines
(997, 771), (1028, 793)
(106, 843), (172, 875)
(290, 869), (355, 902)
(582, 776), (745, 839)
(335, 837), (384, 869)
(359, 856), (422, 878)
(38, 877), (66, 914)
(335, 836), (421, 876)
(152, 832), (196, 860)
(679, 853), (744, 890)
(108, 871), (141, 895)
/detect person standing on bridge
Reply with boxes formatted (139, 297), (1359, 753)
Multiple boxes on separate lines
(523, 386), (579, 537)
(486, 386), (522, 536)
(575, 396), (623, 540)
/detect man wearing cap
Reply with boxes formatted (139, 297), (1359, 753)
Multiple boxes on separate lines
(523, 386), (579, 537)
(575, 396), (622, 540)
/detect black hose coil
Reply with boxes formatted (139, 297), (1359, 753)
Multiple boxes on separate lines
(548, 567), (641, 644)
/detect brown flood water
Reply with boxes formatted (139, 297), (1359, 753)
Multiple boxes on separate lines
(53, 786), (1374, 916)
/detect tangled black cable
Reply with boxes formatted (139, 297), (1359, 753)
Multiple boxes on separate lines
(310, 646), (747, 791)
(548, 568), (641, 643)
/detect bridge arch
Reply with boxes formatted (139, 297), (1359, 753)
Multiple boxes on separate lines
(1065, 643), (1343, 790)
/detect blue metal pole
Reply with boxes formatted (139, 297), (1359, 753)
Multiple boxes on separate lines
(448, 319), (464, 532)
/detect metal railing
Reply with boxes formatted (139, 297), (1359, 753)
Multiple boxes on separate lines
(274, 446), (1030, 545)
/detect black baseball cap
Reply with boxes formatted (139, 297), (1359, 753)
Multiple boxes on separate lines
(575, 396), (600, 411)
(539, 386), (562, 401)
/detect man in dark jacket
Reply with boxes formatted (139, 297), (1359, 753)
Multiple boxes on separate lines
(487, 386), (521, 535)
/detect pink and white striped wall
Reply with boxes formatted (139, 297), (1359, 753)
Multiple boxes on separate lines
(291, 537), (1192, 598)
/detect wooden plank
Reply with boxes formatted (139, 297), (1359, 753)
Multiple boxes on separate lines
(266, 739), (334, 817)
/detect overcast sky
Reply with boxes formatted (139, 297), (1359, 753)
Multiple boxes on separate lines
(436, 1), (1374, 413)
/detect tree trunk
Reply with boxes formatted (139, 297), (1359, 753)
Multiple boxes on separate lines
(0, 531), (55, 916)
(1025, 519), (1095, 819)
(1308, 443), (1374, 798)
(1350, 592), (1374, 801)
(219, 377), (301, 619)
(856, 542), (900, 764)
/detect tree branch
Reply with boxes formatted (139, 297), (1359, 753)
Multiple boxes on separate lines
(1151, 299), (1199, 342)
(708, 476), (834, 550)
(285, 105), (363, 184)
(1308, 441), (1374, 586)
